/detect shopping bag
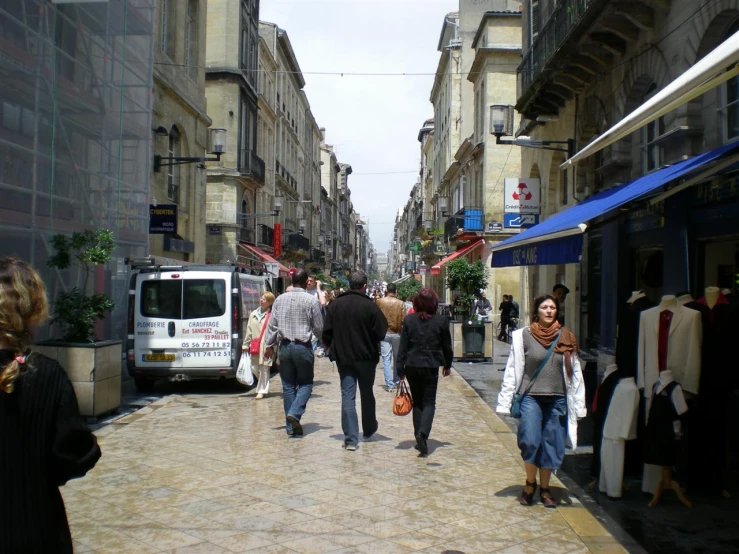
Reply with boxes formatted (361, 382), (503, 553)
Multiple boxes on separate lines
(393, 378), (413, 416)
(236, 353), (254, 386)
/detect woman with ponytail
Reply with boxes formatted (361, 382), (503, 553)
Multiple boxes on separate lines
(396, 289), (453, 456)
(0, 257), (101, 553)
(497, 294), (585, 507)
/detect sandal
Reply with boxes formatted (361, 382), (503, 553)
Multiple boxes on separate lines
(540, 488), (557, 508)
(519, 480), (537, 506)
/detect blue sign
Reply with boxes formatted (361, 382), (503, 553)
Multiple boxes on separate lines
(492, 234), (583, 267)
(504, 213), (539, 229)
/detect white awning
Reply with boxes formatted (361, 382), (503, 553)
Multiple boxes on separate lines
(562, 29), (739, 168)
(392, 274), (412, 284)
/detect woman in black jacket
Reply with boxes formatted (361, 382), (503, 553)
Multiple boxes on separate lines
(0, 258), (101, 553)
(396, 288), (453, 456)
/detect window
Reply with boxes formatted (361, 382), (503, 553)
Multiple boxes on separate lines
(159, 0), (173, 57)
(141, 281), (182, 319)
(240, 97), (249, 171)
(167, 127), (180, 203)
(561, 168), (569, 205)
(183, 280), (226, 319)
(641, 117), (664, 173)
(723, 75), (739, 141)
(241, 199), (248, 226)
(531, 0), (540, 42)
(184, 0), (198, 78)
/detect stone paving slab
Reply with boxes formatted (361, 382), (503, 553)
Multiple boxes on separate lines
(64, 357), (627, 553)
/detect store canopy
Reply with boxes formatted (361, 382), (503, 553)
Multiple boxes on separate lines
(563, 29), (739, 168)
(238, 242), (290, 277)
(392, 274), (412, 285)
(431, 239), (484, 276)
(492, 141), (739, 268)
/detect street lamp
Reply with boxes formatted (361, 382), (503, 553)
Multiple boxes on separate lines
(154, 128), (228, 172)
(490, 105), (574, 157)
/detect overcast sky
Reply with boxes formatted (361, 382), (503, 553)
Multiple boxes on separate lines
(260, 0), (458, 255)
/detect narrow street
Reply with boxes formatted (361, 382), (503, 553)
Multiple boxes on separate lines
(66, 356), (624, 554)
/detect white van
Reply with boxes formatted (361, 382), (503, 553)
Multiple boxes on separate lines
(126, 262), (271, 391)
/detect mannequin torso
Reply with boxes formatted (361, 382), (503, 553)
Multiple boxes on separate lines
(704, 286), (720, 309)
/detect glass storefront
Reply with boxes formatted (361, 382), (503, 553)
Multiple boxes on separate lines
(0, 0), (154, 340)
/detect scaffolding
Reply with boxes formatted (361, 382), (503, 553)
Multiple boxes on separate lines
(0, 0), (155, 340)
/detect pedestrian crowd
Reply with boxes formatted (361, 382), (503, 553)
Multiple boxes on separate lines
(0, 255), (584, 550)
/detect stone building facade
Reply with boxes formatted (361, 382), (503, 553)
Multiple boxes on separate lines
(151, 0), (210, 263)
(204, 0), (265, 265)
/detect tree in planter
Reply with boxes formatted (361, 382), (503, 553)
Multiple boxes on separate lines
(445, 258), (488, 318)
(396, 277), (422, 301)
(46, 230), (116, 343)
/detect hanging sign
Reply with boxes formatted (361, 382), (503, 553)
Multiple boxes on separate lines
(504, 178), (541, 214)
(149, 204), (178, 234)
(273, 223), (282, 258)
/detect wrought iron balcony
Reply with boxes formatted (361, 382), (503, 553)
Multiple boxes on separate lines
(517, 0), (648, 117)
(444, 207), (484, 243)
(239, 149), (266, 183)
(342, 243), (353, 256)
(284, 232), (310, 252)
(239, 227), (254, 243)
(257, 224), (273, 247)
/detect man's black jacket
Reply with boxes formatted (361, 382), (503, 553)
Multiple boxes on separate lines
(322, 290), (388, 366)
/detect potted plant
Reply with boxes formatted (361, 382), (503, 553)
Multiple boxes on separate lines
(446, 258), (488, 321)
(34, 229), (122, 419)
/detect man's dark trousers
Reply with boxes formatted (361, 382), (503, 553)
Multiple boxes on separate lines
(337, 360), (377, 447)
(279, 341), (314, 435)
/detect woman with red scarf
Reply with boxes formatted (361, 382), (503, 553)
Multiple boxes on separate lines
(496, 295), (586, 507)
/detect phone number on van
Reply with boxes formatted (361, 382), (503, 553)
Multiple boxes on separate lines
(181, 341), (231, 348)
(182, 351), (230, 358)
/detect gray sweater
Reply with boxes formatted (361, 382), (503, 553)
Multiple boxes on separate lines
(519, 329), (565, 396)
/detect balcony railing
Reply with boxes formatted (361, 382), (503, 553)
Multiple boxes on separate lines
(257, 224), (273, 247)
(517, 0), (600, 106)
(444, 207), (484, 243)
(240, 227), (254, 243)
(239, 149), (265, 183)
(284, 232), (310, 252)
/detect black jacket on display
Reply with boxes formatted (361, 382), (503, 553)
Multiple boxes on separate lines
(396, 313), (453, 377)
(322, 290), (388, 367)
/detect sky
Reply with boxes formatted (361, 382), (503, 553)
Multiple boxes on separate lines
(260, 0), (459, 255)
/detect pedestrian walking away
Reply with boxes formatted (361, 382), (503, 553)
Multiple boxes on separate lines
(498, 294), (514, 341)
(396, 288), (453, 457)
(552, 284), (570, 326)
(0, 258), (101, 553)
(496, 294), (585, 507)
(265, 269), (323, 436)
(243, 291), (276, 398)
(375, 282), (406, 391)
(322, 270), (388, 451)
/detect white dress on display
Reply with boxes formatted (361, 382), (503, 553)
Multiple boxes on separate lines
(599, 376), (640, 498)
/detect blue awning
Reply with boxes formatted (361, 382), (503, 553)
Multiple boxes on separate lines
(491, 141), (739, 268)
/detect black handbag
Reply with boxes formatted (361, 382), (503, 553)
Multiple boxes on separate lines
(510, 329), (562, 419)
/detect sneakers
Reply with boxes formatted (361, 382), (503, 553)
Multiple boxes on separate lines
(286, 415), (303, 436)
(386, 385), (396, 393)
(342, 441), (357, 451)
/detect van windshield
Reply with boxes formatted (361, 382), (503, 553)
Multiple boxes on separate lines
(141, 279), (226, 320)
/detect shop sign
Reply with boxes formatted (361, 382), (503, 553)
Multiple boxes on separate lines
(273, 223), (282, 258)
(504, 178), (540, 214)
(504, 214), (539, 229)
(694, 176), (739, 206)
(149, 204), (178, 234)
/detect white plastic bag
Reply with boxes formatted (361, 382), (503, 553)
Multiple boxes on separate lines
(236, 353), (254, 386)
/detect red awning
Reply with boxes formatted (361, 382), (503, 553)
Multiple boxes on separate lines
(431, 239), (485, 276)
(238, 243), (290, 278)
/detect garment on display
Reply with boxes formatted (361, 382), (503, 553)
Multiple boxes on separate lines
(676, 291), (694, 306)
(637, 295), (702, 396)
(599, 375), (639, 499)
(591, 364), (622, 480)
(682, 286), (737, 493)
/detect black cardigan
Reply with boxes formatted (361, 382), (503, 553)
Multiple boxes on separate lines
(0, 351), (101, 553)
(322, 290), (388, 366)
(396, 313), (453, 376)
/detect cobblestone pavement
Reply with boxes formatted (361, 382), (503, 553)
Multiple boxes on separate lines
(64, 356), (627, 553)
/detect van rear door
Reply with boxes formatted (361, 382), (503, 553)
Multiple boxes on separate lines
(135, 273), (183, 368)
(180, 272), (232, 368)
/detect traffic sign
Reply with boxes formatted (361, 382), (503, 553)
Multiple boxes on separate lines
(488, 222), (503, 233)
(504, 213), (539, 229)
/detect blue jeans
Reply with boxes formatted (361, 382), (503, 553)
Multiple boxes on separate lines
(380, 333), (400, 388)
(338, 361), (377, 446)
(517, 395), (568, 469)
(278, 342), (314, 434)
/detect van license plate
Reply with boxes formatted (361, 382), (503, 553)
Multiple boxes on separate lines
(144, 354), (175, 362)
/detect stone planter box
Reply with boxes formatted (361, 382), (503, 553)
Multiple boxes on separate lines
(34, 340), (122, 418)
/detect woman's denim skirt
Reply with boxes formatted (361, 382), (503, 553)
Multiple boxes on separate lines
(517, 395), (568, 470)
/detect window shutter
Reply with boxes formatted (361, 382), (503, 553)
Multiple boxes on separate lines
(531, 0), (540, 40)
